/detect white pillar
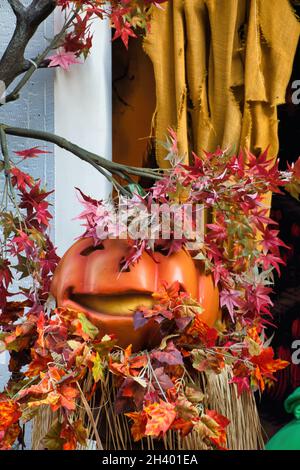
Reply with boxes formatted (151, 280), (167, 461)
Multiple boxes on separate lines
(54, 12), (112, 256)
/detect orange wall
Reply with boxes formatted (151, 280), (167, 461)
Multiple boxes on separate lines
(112, 38), (156, 171)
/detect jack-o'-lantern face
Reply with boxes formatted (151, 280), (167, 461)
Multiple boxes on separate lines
(51, 238), (219, 351)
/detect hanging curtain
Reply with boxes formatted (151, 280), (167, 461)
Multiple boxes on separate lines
(144, 0), (300, 173)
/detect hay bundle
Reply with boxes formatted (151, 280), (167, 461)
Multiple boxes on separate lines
(32, 366), (264, 450)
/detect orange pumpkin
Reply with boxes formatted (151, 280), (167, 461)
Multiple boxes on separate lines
(51, 238), (219, 351)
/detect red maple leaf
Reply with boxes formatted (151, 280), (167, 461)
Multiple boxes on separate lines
(171, 418), (194, 437)
(125, 411), (147, 442)
(19, 184), (53, 227)
(60, 422), (77, 451)
(0, 260), (12, 289)
(10, 167), (34, 191)
(14, 147), (50, 160)
(48, 51), (82, 71)
(257, 252), (286, 275)
(229, 376), (250, 396)
(10, 230), (35, 256)
(245, 284), (273, 315)
(260, 228), (289, 255)
(219, 289), (242, 320)
(112, 19), (137, 49)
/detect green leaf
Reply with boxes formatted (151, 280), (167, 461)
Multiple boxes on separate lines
(92, 352), (105, 383)
(93, 334), (116, 356)
(285, 180), (300, 200)
(42, 421), (64, 450)
(78, 313), (99, 339)
(191, 349), (206, 372)
(126, 183), (146, 197)
(14, 255), (31, 279)
(0, 340), (5, 353)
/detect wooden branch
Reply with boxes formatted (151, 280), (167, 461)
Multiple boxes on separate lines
(0, 0), (56, 88)
(0, 124), (163, 183)
(20, 58), (51, 73)
(7, 0), (25, 17)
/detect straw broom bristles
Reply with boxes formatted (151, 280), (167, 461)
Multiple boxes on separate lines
(31, 366), (264, 450)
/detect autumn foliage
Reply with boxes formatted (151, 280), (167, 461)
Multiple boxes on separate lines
(0, 1), (299, 451)
(1, 128), (300, 448)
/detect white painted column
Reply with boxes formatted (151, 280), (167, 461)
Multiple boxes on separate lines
(54, 12), (112, 256)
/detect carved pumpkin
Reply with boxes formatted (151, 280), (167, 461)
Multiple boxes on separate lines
(51, 237), (219, 351)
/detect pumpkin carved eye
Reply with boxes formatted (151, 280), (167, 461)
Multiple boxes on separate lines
(80, 245), (104, 256)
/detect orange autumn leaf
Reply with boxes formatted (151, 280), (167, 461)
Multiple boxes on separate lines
(0, 396), (21, 432)
(18, 374), (51, 399)
(60, 419), (88, 450)
(252, 366), (265, 392)
(126, 400), (177, 441)
(60, 424), (77, 451)
(51, 384), (79, 412)
(171, 417), (194, 437)
(251, 347), (289, 377)
(152, 281), (181, 305)
(109, 357), (128, 377)
(200, 410), (230, 450)
(26, 384), (79, 412)
(144, 400), (176, 437)
(128, 354), (148, 372)
(109, 347), (147, 379)
(25, 350), (53, 378)
(109, 345), (133, 377)
(188, 314), (218, 347)
(26, 391), (60, 409)
(250, 347), (289, 392)
(247, 326), (262, 344)
(125, 411), (147, 442)
(0, 422), (21, 449)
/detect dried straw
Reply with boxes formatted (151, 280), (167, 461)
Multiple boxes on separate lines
(31, 366), (264, 450)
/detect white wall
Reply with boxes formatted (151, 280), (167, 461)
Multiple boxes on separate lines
(0, 5), (55, 398)
(54, 11), (112, 256)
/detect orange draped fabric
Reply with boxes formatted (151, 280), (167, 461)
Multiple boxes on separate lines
(143, 0), (300, 171)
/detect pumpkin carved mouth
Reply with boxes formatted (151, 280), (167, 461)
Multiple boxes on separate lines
(70, 292), (154, 317)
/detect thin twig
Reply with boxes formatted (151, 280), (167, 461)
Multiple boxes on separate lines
(76, 381), (103, 450)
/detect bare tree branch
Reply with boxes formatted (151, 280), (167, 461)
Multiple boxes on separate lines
(7, 0), (25, 18)
(20, 58), (51, 73)
(0, 0), (56, 88)
(0, 124), (163, 182)
(4, 11), (78, 105)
